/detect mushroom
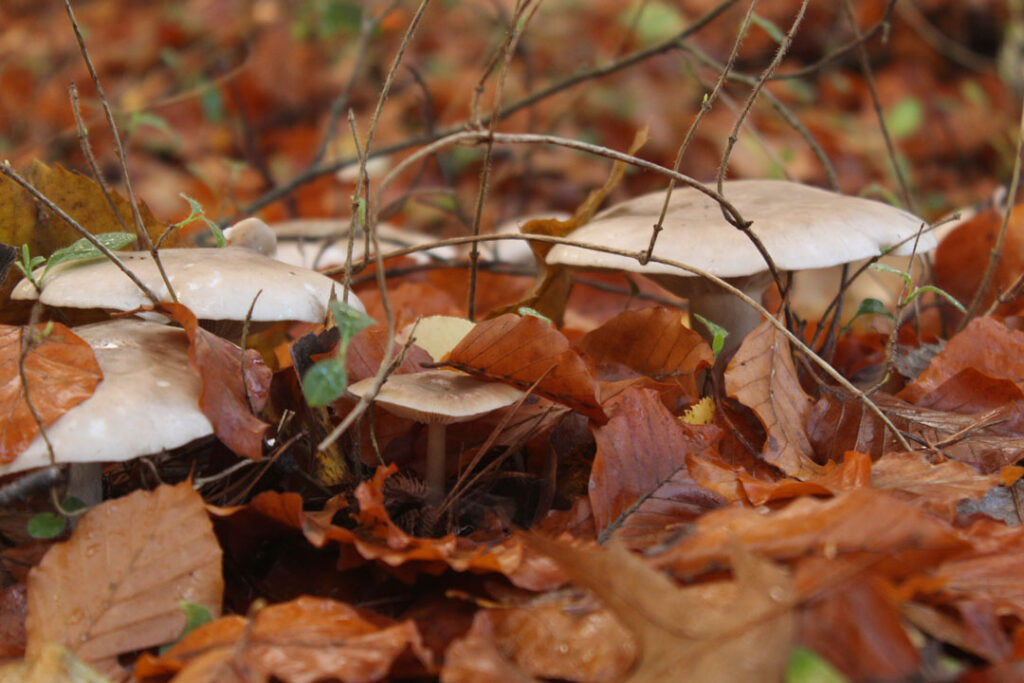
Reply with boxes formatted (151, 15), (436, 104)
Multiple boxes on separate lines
(2, 319), (214, 487)
(11, 242), (362, 322)
(483, 212), (570, 267)
(223, 217), (278, 256)
(268, 219), (457, 270)
(545, 179), (934, 355)
(346, 370), (523, 504)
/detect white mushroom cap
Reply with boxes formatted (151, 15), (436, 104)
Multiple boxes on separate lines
(270, 219), (457, 270)
(224, 217), (278, 256)
(545, 180), (934, 285)
(2, 319), (213, 476)
(11, 247), (362, 322)
(347, 370), (523, 424)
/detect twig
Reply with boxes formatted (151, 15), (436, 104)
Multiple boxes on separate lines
(69, 83), (132, 236)
(962, 97), (1024, 327)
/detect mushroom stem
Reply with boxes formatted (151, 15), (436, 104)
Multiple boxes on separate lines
(688, 284), (768, 359)
(425, 422), (447, 505)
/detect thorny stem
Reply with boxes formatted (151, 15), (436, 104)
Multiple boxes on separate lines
(642, 0), (759, 265)
(0, 164), (162, 304)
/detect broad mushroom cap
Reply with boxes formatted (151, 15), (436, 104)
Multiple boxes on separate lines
(2, 318), (213, 476)
(224, 217), (278, 256)
(347, 370), (523, 425)
(11, 246), (362, 322)
(269, 219), (457, 270)
(396, 315), (476, 362)
(545, 179), (934, 352)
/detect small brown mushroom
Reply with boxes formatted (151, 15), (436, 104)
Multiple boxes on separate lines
(347, 370), (523, 504)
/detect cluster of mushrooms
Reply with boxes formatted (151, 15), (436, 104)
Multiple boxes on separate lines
(3, 179), (932, 505)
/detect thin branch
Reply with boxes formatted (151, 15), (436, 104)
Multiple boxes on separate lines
(69, 83), (132, 236)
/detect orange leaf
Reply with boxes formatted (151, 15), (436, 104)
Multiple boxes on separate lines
(445, 314), (607, 422)
(148, 303), (271, 460)
(134, 595), (432, 682)
(0, 323), (101, 463)
(524, 534), (795, 682)
(871, 451), (998, 520)
(589, 388), (725, 547)
(26, 481), (222, 680)
(724, 319), (818, 478)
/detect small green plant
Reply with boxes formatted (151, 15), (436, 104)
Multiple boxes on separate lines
(784, 647), (848, 683)
(16, 232), (136, 292)
(27, 496), (87, 539)
(159, 601), (214, 653)
(870, 263), (967, 313)
(175, 193), (225, 246)
(693, 313), (728, 358)
(302, 300), (376, 407)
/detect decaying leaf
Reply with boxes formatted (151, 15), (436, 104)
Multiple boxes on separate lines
(444, 313), (607, 422)
(525, 534), (795, 683)
(0, 323), (102, 463)
(26, 481), (222, 680)
(148, 302), (272, 461)
(725, 319), (818, 478)
(589, 388), (725, 547)
(134, 595), (432, 682)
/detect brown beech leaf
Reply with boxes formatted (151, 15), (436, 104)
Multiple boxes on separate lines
(26, 481), (222, 680)
(525, 534), (795, 683)
(724, 319), (818, 478)
(345, 324), (433, 382)
(900, 317), (1024, 403)
(444, 314), (606, 422)
(579, 306), (712, 396)
(148, 303), (272, 460)
(902, 600), (1012, 664)
(589, 388), (726, 547)
(134, 595), (432, 682)
(652, 488), (969, 581)
(797, 564), (920, 680)
(0, 583), (26, 658)
(807, 391), (901, 463)
(0, 323), (102, 463)
(442, 611), (542, 683)
(870, 451), (998, 520)
(444, 595), (636, 683)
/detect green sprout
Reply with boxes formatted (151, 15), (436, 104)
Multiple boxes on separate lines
(302, 301), (376, 407)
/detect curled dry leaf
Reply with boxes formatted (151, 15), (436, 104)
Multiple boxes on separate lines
(148, 302), (272, 461)
(134, 595), (433, 683)
(26, 481), (222, 680)
(900, 317), (1024, 403)
(444, 314), (606, 423)
(651, 488), (969, 581)
(443, 595), (635, 683)
(0, 323), (101, 463)
(442, 611), (541, 683)
(524, 534), (795, 683)
(589, 387), (726, 547)
(724, 319), (818, 479)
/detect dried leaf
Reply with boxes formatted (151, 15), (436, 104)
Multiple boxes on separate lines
(445, 314), (606, 422)
(441, 612), (541, 683)
(652, 488), (969, 580)
(26, 482), (222, 679)
(0, 583), (26, 658)
(0, 642), (111, 683)
(149, 303), (272, 460)
(134, 596), (432, 682)
(0, 323), (102, 463)
(724, 320), (818, 478)
(871, 451), (998, 520)
(525, 534), (795, 683)
(589, 388), (725, 547)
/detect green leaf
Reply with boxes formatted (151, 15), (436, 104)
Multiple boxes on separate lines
(853, 297), (894, 320)
(61, 496), (88, 514)
(693, 313), (728, 358)
(160, 601), (214, 654)
(785, 647), (848, 683)
(177, 193), (224, 246)
(41, 232), (135, 281)
(302, 359), (348, 407)
(884, 97), (924, 139)
(28, 512), (67, 539)
(906, 285), (967, 313)
(869, 262), (914, 289)
(330, 300), (376, 343)
(518, 306), (553, 325)
(751, 13), (785, 44)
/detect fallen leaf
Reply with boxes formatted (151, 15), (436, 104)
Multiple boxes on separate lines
(0, 323), (102, 463)
(148, 303), (272, 461)
(441, 611), (541, 683)
(902, 600), (1012, 664)
(524, 534), (795, 683)
(0, 642), (110, 683)
(870, 451), (998, 520)
(725, 319), (819, 478)
(0, 583), (26, 658)
(134, 595), (432, 682)
(444, 313), (607, 422)
(652, 488), (969, 581)
(589, 388), (725, 547)
(26, 481), (222, 680)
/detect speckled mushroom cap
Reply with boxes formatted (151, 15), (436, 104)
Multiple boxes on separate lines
(545, 180), (934, 286)
(11, 246), (362, 322)
(2, 318), (213, 476)
(346, 370), (523, 424)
